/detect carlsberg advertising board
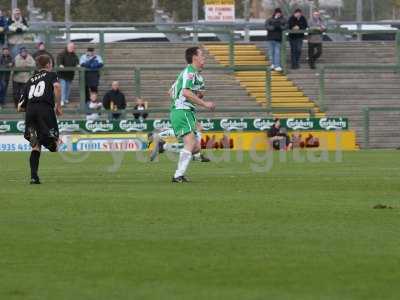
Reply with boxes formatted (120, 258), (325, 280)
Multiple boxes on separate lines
(0, 118), (348, 134)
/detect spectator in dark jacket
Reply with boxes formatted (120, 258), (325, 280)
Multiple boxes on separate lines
(265, 8), (287, 72)
(0, 47), (12, 108)
(80, 47), (103, 103)
(57, 42), (79, 106)
(102, 81), (126, 120)
(0, 10), (8, 47)
(133, 98), (148, 120)
(33, 42), (54, 67)
(7, 8), (29, 57)
(288, 9), (308, 69)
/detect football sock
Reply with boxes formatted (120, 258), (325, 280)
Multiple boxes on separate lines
(30, 150), (41, 179)
(174, 149), (192, 178)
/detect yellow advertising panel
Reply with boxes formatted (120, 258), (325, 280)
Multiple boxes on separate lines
(200, 131), (358, 151)
(67, 131), (357, 152)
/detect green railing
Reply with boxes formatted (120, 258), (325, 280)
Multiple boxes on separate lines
(363, 107), (400, 148)
(7, 28), (237, 67)
(0, 65), (315, 118)
(6, 27), (397, 118)
(317, 64), (400, 112)
(7, 27), (400, 71)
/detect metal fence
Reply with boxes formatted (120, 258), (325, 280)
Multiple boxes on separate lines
(0, 65), (315, 117)
(5, 26), (400, 70)
(1, 27), (399, 119)
(363, 107), (400, 148)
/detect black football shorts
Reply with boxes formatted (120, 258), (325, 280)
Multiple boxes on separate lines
(24, 104), (59, 152)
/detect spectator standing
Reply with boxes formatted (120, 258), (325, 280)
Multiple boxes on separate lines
(288, 8), (308, 69)
(265, 8), (287, 72)
(133, 98), (148, 120)
(57, 42), (79, 106)
(0, 9), (8, 47)
(0, 47), (13, 109)
(308, 11), (326, 69)
(33, 42), (54, 67)
(80, 47), (103, 103)
(12, 47), (34, 108)
(7, 8), (29, 57)
(102, 81), (126, 120)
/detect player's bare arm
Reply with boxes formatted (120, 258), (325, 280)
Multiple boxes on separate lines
(53, 82), (63, 116)
(17, 98), (26, 112)
(182, 88), (215, 111)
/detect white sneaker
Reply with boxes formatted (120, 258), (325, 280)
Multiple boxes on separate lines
(270, 64), (275, 70)
(274, 66), (283, 72)
(61, 101), (65, 107)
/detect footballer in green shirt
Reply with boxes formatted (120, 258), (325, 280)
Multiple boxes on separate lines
(170, 47), (215, 183)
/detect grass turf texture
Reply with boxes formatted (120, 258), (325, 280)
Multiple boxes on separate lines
(0, 151), (399, 300)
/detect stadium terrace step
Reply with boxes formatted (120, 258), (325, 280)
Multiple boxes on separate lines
(251, 91), (305, 97)
(246, 87), (299, 92)
(256, 41), (396, 66)
(218, 61), (269, 66)
(204, 43), (324, 118)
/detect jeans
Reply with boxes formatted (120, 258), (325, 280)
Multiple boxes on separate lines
(0, 79), (9, 105)
(289, 38), (303, 68)
(60, 79), (72, 103)
(308, 43), (323, 67)
(267, 41), (281, 68)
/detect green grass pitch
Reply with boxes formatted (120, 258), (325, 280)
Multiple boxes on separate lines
(0, 151), (399, 300)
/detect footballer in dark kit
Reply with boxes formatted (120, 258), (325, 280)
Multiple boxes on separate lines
(18, 54), (63, 184)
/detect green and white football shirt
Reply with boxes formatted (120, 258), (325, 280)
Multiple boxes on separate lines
(170, 64), (205, 111)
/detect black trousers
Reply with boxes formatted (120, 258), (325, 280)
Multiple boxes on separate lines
(308, 43), (322, 66)
(289, 38), (303, 68)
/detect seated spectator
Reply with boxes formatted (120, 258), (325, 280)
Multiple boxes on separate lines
(80, 47), (103, 103)
(12, 47), (34, 108)
(86, 92), (102, 121)
(267, 118), (293, 150)
(33, 42), (54, 67)
(7, 8), (29, 57)
(0, 47), (12, 109)
(57, 42), (80, 106)
(0, 9), (8, 47)
(133, 98), (148, 120)
(102, 81), (126, 120)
